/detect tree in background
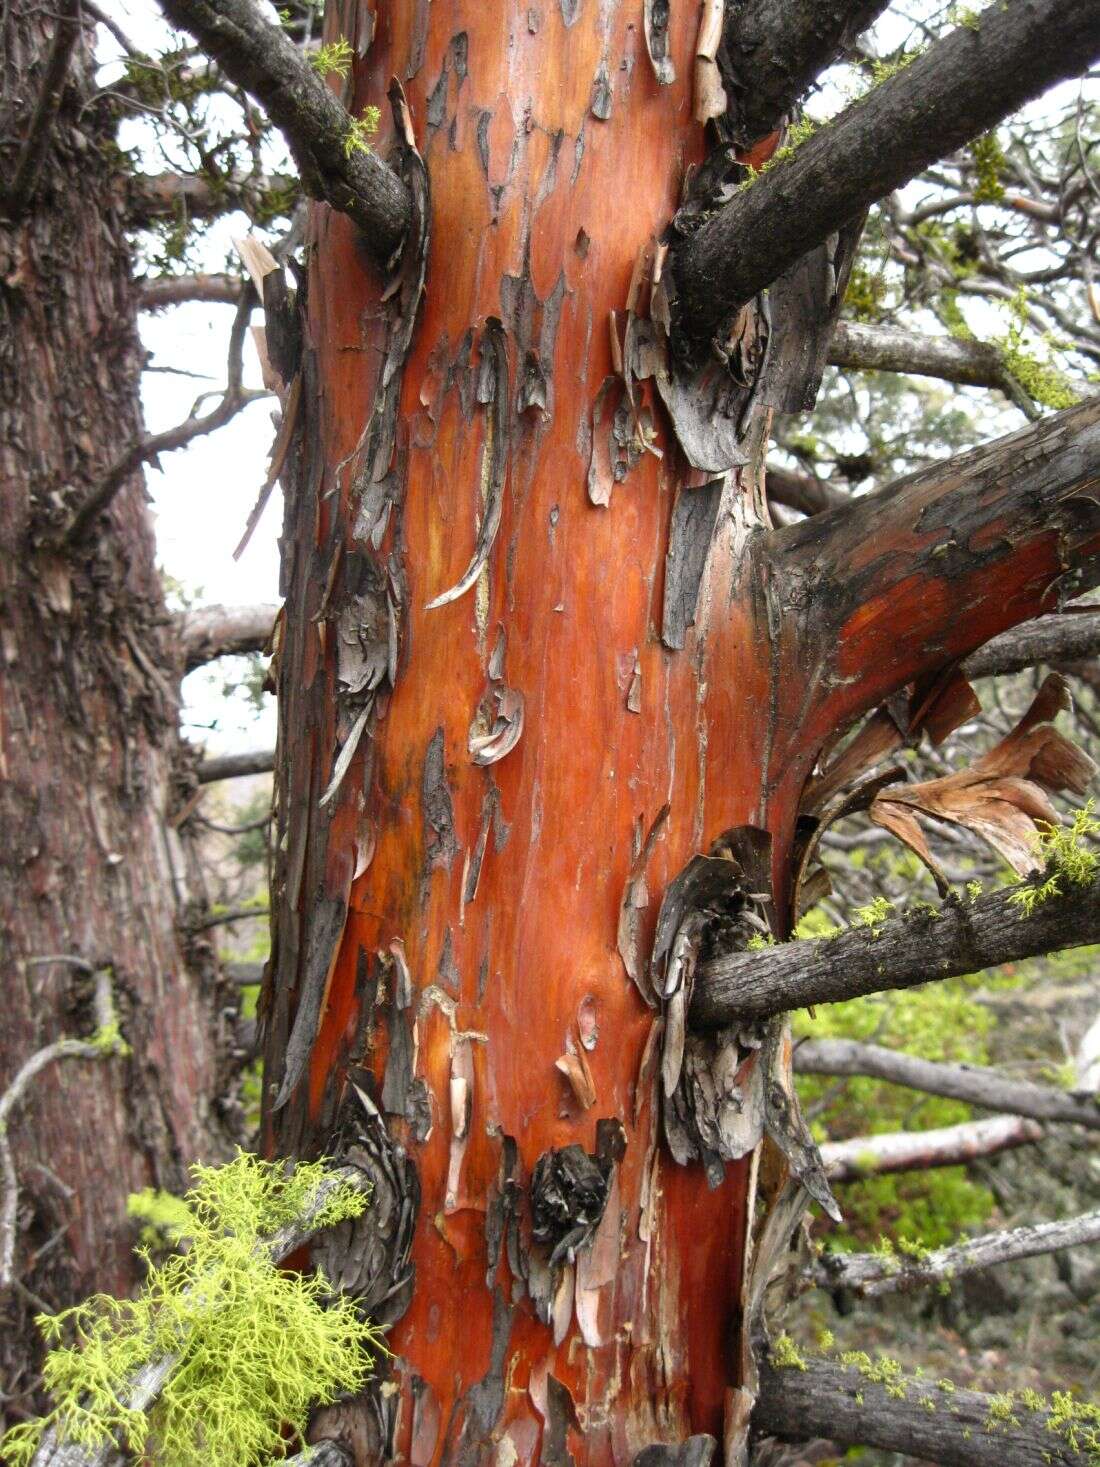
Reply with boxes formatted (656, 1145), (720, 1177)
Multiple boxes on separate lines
(5, 0), (1100, 1463)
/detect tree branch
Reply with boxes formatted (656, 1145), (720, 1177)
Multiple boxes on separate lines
(721, 0), (891, 146)
(126, 170), (297, 226)
(691, 876), (1100, 1031)
(795, 1038), (1100, 1130)
(153, 0), (412, 261)
(175, 602), (278, 669)
(674, 0), (1100, 351)
(138, 274), (242, 309)
(58, 290), (259, 547)
(766, 464), (850, 516)
(3, 0), (82, 220)
(196, 748), (275, 783)
(769, 396), (1100, 744)
(755, 1357), (1091, 1467)
(1, 971), (123, 1292)
(820, 1114), (1043, 1183)
(826, 320), (1037, 415)
(810, 1208), (1100, 1296)
(963, 610), (1100, 679)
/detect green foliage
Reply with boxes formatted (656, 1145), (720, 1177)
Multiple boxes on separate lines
(310, 38), (353, 78)
(969, 132), (1006, 203)
(796, 980), (997, 1249)
(344, 106), (382, 159)
(843, 262), (889, 322)
(1009, 801), (1100, 915)
(2, 1155), (377, 1467)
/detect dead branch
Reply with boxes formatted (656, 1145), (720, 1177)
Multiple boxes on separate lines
(820, 1114), (1043, 1183)
(196, 748), (276, 783)
(964, 610), (1100, 680)
(766, 464), (849, 516)
(3, 0), (82, 220)
(755, 1356), (1090, 1467)
(692, 876), (1100, 1031)
(827, 320), (1037, 415)
(175, 601), (278, 669)
(722, 0), (891, 145)
(810, 1208), (1100, 1296)
(125, 170), (298, 226)
(675, 0), (1100, 350)
(138, 274), (242, 309)
(59, 290), (258, 547)
(153, 0), (412, 262)
(189, 906), (270, 931)
(794, 1038), (1100, 1130)
(1, 970), (123, 1292)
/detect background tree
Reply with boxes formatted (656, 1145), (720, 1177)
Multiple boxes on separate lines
(4, 0), (1100, 1463)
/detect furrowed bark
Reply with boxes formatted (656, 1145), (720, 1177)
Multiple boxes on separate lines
(820, 1114), (1043, 1182)
(767, 396), (1100, 748)
(755, 1358), (1091, 1467)
(675, 0), (1100, 350)
(722, 0), (891, 146)
(196, 748), (275, 783)
(692, 877), (1100, 1030)
(154, 0), (412, 261)
(176, 602), (278, 670)
(794, 1039), (1100, 1130)
(964, 610), (1100, 680)
(0, 0), (230, 1402)
(810, 1208), (1100, 1296)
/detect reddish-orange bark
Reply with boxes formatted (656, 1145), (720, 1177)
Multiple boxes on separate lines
(260, 5), (1100, 1465)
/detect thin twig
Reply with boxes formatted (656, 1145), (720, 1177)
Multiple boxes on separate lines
(0, 970), (124, 1292)
(58, 289), (257, 548)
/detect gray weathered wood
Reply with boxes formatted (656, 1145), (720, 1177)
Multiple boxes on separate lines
(795, 1038), (1100, 1130)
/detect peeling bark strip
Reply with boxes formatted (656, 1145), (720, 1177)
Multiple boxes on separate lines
(692, 876), (1100, 1030)
(811, 1207), (1100, 1297)
(795, 1038), (1100, 1130)
(154, 0), (412, 261)
(755, 1359), (1093, 1467)
(676, 0), (1100, 349)
(661, 482), (724, 650)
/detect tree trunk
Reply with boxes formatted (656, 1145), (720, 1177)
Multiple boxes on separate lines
(260, 4), (1100, 1466)
(0, 1), (231, 1411)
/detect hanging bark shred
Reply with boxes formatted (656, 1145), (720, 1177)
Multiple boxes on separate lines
(869, 673), (1096, 888)
(661, 480), (725, 651)
(693, 0), (727, 123)
(425, 318), (510, 608)
(617, 802), (671, 1005)
(643, 0), (676, 85)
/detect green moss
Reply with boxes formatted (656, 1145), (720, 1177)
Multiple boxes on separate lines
(986, 1393), (1021, 1432)
(969, 132), (1006, 203)
(1, 1154), (378, 1467)
(1009, 801), (1100, 915)
(1046, 1392), (1100, 1463)
(772, 1333), (808, 1371)
(843, 263), (888, 322)
(127, 1189), (197, 1251)
(853, 896), (893, 936)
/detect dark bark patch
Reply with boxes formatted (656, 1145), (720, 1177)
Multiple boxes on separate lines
(590, 62), (613, 120)
(661, 480), (724, 651)
(422, 727), (460, 873)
